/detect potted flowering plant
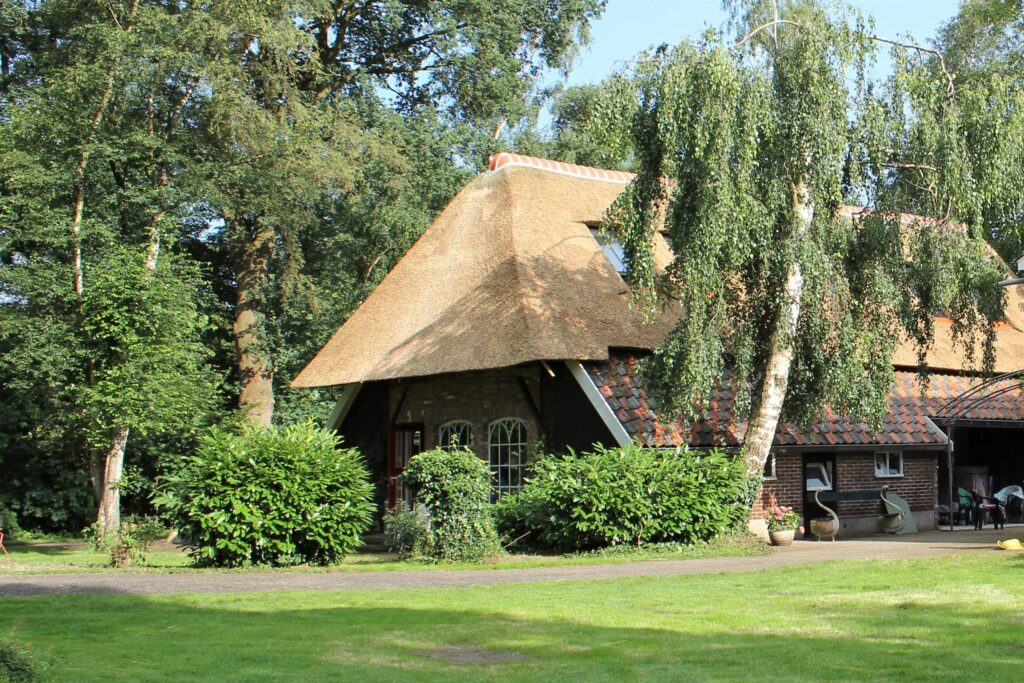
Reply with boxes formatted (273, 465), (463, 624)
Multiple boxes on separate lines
(765, 495), (803, 546)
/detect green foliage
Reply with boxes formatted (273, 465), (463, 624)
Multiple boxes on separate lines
(0, 637), (40, 683)
(156, 422), (374, 567)
(84, 515), (165, 568)
(928, 0), (1024, 262)
(0, 0), (603, 533)
(764, 504), (802, 532)
(382, 502), (431, 559)
(400, 448), (500, 562)
(603, 0), (1006, 447)
(495, 445), (755, 552)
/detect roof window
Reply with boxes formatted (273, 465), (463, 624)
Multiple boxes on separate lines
(589, 227), (627, 274)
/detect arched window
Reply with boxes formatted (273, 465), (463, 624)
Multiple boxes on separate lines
(438, 420), (474, 450)
(488, 418), (527, 497)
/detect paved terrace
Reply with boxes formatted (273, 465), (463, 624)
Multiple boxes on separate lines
(0, 528), (1018, 597)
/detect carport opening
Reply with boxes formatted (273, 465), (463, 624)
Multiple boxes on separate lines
(939, 423), (1024, 526)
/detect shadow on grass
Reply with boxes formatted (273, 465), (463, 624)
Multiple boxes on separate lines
(5, 543), (89, 557)
(3, 568), (1024, 682)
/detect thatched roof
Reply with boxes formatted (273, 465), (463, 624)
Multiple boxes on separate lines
(292, 154), (676, 387)
(293, 153), (1024, 388)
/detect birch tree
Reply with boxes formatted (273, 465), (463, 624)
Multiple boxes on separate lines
(607, 0), (1008, 475)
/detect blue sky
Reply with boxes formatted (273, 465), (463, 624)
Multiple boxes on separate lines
(563, 0), (962, 87)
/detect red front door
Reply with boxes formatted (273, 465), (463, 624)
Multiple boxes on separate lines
(388, 423), (423, 509)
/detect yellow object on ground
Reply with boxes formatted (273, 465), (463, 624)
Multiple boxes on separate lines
(996, 539), (1024, 550)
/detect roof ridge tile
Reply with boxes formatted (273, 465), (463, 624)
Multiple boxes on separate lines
(488, 152), (636, 185)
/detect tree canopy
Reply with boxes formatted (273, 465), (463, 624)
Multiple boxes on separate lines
(0, 0), (605, 533)
(604, 0), (1008, 471)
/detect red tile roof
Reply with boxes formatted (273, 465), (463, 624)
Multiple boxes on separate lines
(586, 353), (1024, 450)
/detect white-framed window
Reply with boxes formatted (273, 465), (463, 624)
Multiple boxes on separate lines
(805, 461), (833, 492)
(438, 420), (474, 450)
(488, 418), (528, 497)
(875, 451), (904, 478)
(763, 453), (777, 480)
(589, 228), (627, 273)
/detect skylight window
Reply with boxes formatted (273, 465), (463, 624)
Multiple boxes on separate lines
(589, 227), (627, 273)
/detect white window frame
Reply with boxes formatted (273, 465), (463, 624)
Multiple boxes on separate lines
(763, 452), (777, 481)
(589, 228), (627, 273)
(805, 461), (833, 492)
(874, 451), (904, 478)
(438, 420), (474, 451)
(487, 418), (528, 498)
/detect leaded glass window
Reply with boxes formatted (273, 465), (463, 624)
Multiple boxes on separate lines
(488, 418), (527, 497)
(438, 420), (474, 450)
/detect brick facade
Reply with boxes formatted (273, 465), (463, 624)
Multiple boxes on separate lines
(756, 449), (938, 527)
(757, 453), (805, 518)
(834, 452), (937, 515)
(388, 366), (542, 457)
(378, 369), (942, 534)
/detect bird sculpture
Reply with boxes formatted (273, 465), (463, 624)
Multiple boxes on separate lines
(810, 489), (840, 541)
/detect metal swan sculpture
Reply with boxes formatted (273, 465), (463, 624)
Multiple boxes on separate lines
(810, 490), (840, 541)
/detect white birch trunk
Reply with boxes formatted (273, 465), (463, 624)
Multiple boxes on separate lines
(741, 172), (814, 475)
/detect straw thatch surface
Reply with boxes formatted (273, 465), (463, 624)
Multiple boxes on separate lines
(292, 162), (676, 387)
(294, 154), (1024, 388)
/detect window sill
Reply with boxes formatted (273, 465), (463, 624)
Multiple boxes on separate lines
(875, 474), (904, 479)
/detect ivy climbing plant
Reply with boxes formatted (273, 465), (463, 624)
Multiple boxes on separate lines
(605, 0), (1009, 475)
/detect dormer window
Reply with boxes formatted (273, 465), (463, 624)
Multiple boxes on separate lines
(589, 227), (627, 273)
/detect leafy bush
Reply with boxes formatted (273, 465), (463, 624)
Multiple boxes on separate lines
(400, 447), (500, 562)
(495, 444), (755, 551)
(0, 511), (20, 541)
(156, 422), (375, 567)
(0, 638), (40, 682)
(382, 502), (430, 557)
(84, 516), (166, 567)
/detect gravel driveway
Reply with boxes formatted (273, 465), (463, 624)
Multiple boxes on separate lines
(0, 528), (1012, 597)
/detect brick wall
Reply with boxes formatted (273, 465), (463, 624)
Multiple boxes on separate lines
(388, 366), (542, 457)
(755, 450), (938, 520)
(755, 453), (804, 519)
(834, 451), (938, 515)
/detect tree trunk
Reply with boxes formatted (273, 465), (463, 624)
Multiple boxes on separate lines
(232, 221), (276, 426)
(96, 425), (129, 537)
(741, 172), (814, 475)
(90, 452), (104, 505)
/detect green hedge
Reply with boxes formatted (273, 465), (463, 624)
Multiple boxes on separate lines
(494, 444), (755, 551)
(400, 447), (500, 562)
(157, 422), (374, 567)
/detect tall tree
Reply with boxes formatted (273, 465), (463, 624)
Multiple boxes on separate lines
(927, 0), (1024, 263)
(198, 0), (605, 426)
(607, 0), (1007, 476)
(0, 0), (220, 535)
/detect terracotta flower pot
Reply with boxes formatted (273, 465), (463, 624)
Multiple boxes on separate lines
(768, 529), (796, 546)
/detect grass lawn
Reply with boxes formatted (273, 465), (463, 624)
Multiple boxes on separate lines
(2, 554), (1023, 681)
(0, 533), (766, 574)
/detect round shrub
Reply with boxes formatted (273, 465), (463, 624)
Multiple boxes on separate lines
(0, 637), (40, 682)
(495, 444), (755, 551)
(382, 502), (430, 557)
(401, 447), (500, 562)
(157, 422), (375, 567)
